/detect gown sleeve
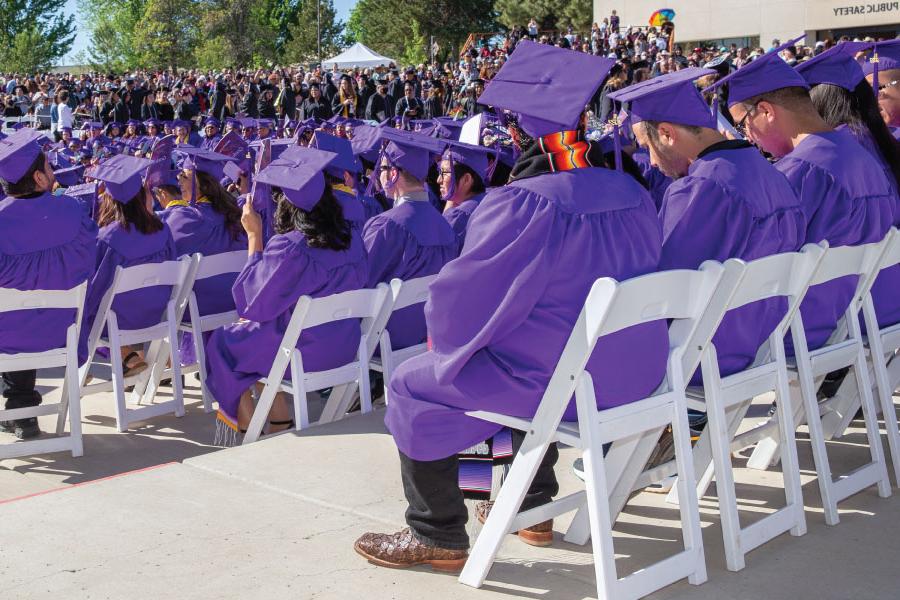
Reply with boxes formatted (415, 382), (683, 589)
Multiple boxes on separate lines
(658, 177), (753, 270)
(231, 235), (318, 322)
(425, 187), (559, 385)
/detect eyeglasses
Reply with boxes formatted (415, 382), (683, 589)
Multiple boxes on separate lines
(735, 102), (760, 137)
(878, 80), (900, 95)
(438, 169), (453, 178)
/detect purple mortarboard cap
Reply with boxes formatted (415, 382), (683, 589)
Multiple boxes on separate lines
(222, 160), (244, 183)
(795, 42), (870, 91)
(349, 124), (382, 162)
(255, 147), (337, 210)
(311, 132), (361, 175)
(861, 40), (900, 92)
(54, 164), (85, 187)
(85, 121), (103, 131)
(91, 154), (153, 203)
(0, 128), (44, 184)
(173, 119), (190, 130)
(257, 119), (274, 129)
(11, 122), (30, 131)
(224, 117), (241, 129)
(477, 40), (616, 138)
(704, 35), (809, 106)
(240, 118), (257, 129)
(608, 67), (717, 129)
(383, 140), (432, 181)
(176, 147), (237, 181)
(203, 116), (221, 128)
(442, 141), (491, 182)
(126, 119), (142, 127)
(144, 119), (161, 129)
(144, 158), (179, 190)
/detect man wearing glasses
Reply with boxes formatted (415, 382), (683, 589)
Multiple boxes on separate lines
(863, 43), (900, 140)
(715, 39), (895, 355)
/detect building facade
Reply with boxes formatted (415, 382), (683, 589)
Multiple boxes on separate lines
(594, 0), (900, 48)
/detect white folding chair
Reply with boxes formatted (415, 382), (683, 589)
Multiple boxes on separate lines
(666, 244), (826, 572)
(176, 250), (247, 413)
(78, 256), (196, 432)
(0, 283), (87, 459)
(242, 284), (391, 444)
(370, 275), (436, 405)
(746, 237), (894, 525)
(460, 260), (743, 600)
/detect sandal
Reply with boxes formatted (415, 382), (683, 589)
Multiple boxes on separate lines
(122, 351), (148, 378)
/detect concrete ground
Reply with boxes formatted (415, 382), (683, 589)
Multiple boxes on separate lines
(1, 373), (899, 600)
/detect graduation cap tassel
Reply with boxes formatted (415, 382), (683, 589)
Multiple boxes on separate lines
(486, 142), (501, 183)
(872, 44), (881, 94)
(610, 115), (623, 172)
(366, 144), (388, 197)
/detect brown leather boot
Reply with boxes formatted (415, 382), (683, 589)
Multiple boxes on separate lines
(475, 501), (554, 547)
(354, 528), (468, 572)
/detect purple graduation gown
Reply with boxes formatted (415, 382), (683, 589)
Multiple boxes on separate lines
(363, 198), (457, 350)
(386, 167), (670, 461)
(79, 222), (178, 363)
(204, 230), (369, 425)
(201, 135), (222, 151)
(838, 124), (900, 330)
(775, 129), (895, 351)
(633, 147), (672, 212)
(159, 200), (248, 363)
(0, 193), (98, 355)
(333, 187), (367, 231)
(443, 192), (485, 251)
(659, 141), (805, 379)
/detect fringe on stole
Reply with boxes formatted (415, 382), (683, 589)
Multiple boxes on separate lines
(213, 411), (241, 447)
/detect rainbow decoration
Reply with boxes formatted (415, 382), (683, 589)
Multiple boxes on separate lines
(649, 8), (676, 26)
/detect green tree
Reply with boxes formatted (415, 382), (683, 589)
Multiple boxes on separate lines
(0, 0), (75, 71)
(282, 0), (344, 65)
(494, 0), (569, 32)
(80, 0), (150, 70)
(133, 0), (202, 70)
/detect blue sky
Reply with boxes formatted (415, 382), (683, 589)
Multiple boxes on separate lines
(63, 0), (358, 64)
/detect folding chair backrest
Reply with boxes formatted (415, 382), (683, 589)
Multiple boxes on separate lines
(114, 258), (192, 294)
(390, 275), (436, 311)
(193, 250), (248, 280)
(810, 235), (892, 305)
(0, 283), (87, 358)
(728, 243), (827, 334)
(528, 261), (735, 428)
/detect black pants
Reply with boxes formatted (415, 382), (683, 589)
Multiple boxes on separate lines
(1, 370), (41, 412)
(400, 429), (559, 549)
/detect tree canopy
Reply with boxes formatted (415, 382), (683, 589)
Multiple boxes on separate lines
(0, 0), (75, 72)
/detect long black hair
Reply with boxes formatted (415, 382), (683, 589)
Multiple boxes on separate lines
(273, 184), (352, 251)
(195, 170), (244, 241)
(810, 81), (900, 191)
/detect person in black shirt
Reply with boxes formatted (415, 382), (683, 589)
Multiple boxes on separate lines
(258, 87), (277, 119)
(395, 81), (423, 122)
(423, 82), (444, 119)
(151, 89), (175, 122)
(365, 83), (394, 122)
(300, 84), (332, 120)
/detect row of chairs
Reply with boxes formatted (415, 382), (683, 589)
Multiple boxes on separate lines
(0, 247), (436, 458)
(460, 229), (900, 600)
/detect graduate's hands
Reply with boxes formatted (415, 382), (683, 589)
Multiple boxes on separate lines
(241, 200), (264, 254)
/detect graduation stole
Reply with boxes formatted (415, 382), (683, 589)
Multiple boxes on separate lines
(508, 130), (607, 182)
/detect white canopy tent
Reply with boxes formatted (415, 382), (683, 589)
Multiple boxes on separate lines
(322, 43), (396, 69)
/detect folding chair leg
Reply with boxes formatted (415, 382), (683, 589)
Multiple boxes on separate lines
(670, 400), (707, 585)
(169, 333), (185, 418)
(563, 501), (591, 546)
(244, 380), (278, 444)
(193, 322), (213, 413)
(56, 372), (70, 436)
(358, 338), (373, 414)
(773, 342), (807, 538)
(853, 349), (892, 499)
(869, 345), (900, 485)
(290, 352), (309, 430)
(66, 345), (84, 457)
(581, 426), (620, 599)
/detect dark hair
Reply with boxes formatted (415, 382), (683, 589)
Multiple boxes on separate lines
(97, 190), (165, 234)
(452, 162), (485, 194)
(740, 86), (812, 111)
(273, 185), (352, 251)
(0, 151), (46, 197)
(810, 81), (900, 192)
(642, 120), (704, 144)
(195, 170), (244, 241)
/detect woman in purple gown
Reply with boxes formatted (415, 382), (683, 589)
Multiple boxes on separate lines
(204, 149), (369, 443)
(439, 142), (490, 252)
(79, 155), (178, 374)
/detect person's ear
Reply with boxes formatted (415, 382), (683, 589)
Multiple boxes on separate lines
(656, 122), (678, 146)
(757, 100), (777, 123)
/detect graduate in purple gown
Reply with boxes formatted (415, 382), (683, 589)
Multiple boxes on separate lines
(800, 43), (900, 330)
(204, 148), (368, 443)
(0, 130), (98, 439)
(611, 68), (806, 378)
(439, 141), (491, 251)
(710, 37), (895, 352)
(151, 150), (247, 364)
(200, 117), (222, 151)
(356, 41), (669, 570)
(79, 155), (178, 374)
(362, 134), (457, 351)
(308, 131), (378, 230)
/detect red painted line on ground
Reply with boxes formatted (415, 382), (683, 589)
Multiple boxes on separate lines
(0, 462), (178, 505)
